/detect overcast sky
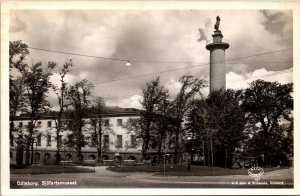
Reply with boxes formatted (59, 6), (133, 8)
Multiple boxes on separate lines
(9, 10), (293, 109)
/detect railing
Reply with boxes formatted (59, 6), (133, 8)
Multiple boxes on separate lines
(206, 38), (229, 45)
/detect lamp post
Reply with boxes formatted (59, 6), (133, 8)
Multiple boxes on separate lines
(187, 135), (193, 171)
(163, 136), (166, 176)
(202, 140), (205, 167)
(63, 143), (66, 168)
(33, 141), (37, 164)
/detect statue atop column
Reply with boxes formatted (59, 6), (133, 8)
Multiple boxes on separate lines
(214, 16), (221, 31)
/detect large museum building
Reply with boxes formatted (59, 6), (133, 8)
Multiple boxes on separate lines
(10, 107), (150, 165)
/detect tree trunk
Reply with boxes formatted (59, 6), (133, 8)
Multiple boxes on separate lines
(28, 117), (34, 165)
(31, 141), (34, 164)
(10, 120), (15, 146)
(207, 141), (210, 167)
(25, 145), (30, 165)
(55, 119), (61, 165)
(145, 121), (151, 152)
(142, 141), (146, 160)
(174, 125), (180, 164)
(191, 147), (194, 164)
(225, 147), (227, 168)
(77, 144), (82, 162)
(142, 120), (151, 160)
(77, 117), (84, 163)
(16, 142), (24, 165)
(202, 140), (205, 166)
(97, 120), (102, 162)
(158, 131), (164, 164)
(262, 129), (269, 166)
(210, 137), (214, 167)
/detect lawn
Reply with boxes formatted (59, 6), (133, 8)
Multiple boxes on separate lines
(108, 164), (288, 176)
(10, 165), (95, 175)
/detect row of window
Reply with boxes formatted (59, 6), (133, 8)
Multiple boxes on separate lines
(91, 134), (137, 148)
(35, 134), (57, 146)
(18, 121), (52, 128)
(34, 134), (137, 148)
(16, 119), (124, 128)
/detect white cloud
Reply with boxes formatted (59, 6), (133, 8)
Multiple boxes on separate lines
(164, 78), (182, 97)
(227, 68), (293, 90)
(9, 10), (293, 109)
(106, 94), (142, 109)
(226, 71), (247, 90)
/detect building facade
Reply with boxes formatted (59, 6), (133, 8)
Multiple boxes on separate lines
(10, 107), (145, 165)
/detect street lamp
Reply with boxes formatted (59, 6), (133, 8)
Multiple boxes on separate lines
(125, 61), (131, 66)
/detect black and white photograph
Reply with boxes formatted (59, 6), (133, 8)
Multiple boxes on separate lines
(1, 1), (299, 195)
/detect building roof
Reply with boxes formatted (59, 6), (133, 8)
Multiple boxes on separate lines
(14, 107), (141, 120)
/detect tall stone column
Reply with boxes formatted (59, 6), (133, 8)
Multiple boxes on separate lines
(206, 28), (230, 93)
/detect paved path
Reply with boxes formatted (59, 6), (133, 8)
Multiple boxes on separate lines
(10, 166), (294, 188)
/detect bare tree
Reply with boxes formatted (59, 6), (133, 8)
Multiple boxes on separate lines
(88, 97), (113, 162)
(52, 60), (73, 164)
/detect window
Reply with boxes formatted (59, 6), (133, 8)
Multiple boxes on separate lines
(131, 135), (137, 148)
(19, 122), (23, 128)
(104, 135), (109, 148)
(104, 119), (110, 126)
(47, 134), (51, 146)
(65, 154), (72, 160)
(37, 121), (42, 127)
(116, 135), (122, 148)
(44, 153), (51, 164)
(37, 134), (42, 146)
(117, 119), (122, 126)
(89, 155), (96, 160)
(35, 153), (40, 161)
(47, 121), (52, 127)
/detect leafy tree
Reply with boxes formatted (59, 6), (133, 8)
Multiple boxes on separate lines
(66, 79), (94, 162)
(170, 75), (207, 164)
(88, 97), (113, 162)
(52, 60), (73, 164)
(184, 99), (207, 164)
(21, 62), (57, 165)
(140, 77), (168, 159)
(9, 40), (29, 70)
(242, 80), (293, 166)
(205, 89), (246, 167)
(123, 118), (143, 149)
(153, 91), (175, 163)
(9, 41), (29, 147)
(10, 77), (27, 146)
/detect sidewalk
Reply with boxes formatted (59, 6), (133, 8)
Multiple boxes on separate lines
(123, 167), (293, 185)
